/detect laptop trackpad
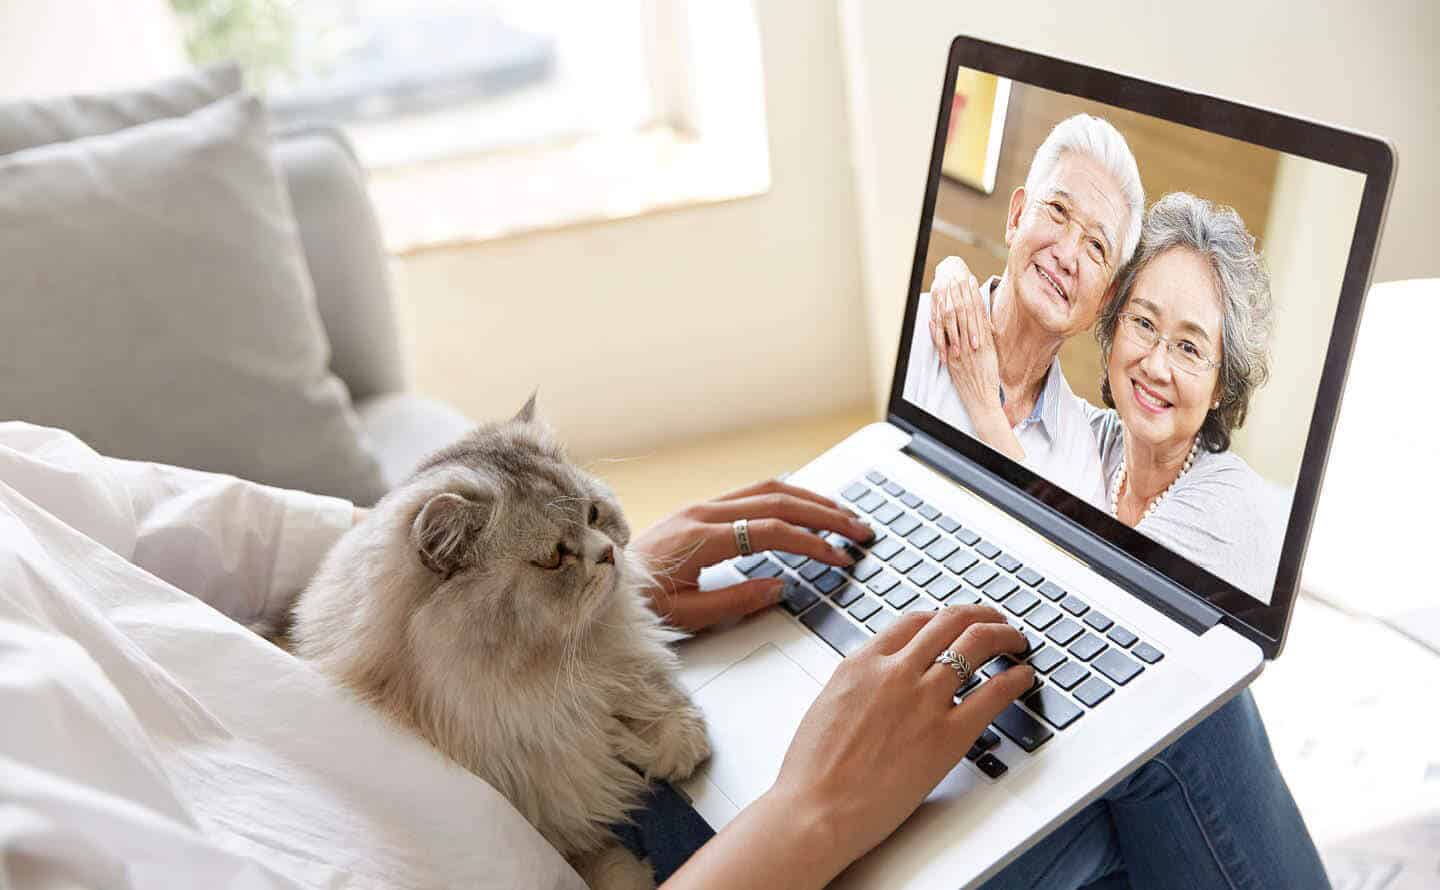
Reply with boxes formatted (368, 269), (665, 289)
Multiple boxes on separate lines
(691, 642), (825, 808)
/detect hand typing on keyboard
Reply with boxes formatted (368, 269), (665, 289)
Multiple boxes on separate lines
(668, 604), (1033, 888)
(630, 478), (873, 632)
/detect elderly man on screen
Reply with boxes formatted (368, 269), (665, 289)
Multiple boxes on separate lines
(903, 114), (1143, 506)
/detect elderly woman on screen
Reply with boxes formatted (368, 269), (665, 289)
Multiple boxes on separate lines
(936, 192), (1283, 597)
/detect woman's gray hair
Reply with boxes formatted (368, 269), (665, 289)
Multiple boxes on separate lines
(1096, 191), (1274, 453)
(1024, 114), (1146, 266)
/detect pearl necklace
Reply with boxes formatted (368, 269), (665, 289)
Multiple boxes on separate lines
(1109, 439), (1201, 524)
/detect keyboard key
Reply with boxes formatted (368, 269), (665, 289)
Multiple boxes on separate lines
(814, 569), (846, 594)
(937, 515), (961, 533)
(1025, 686), (1083, 730)
(841, 482), (869, 502)
(847, 595), (883, 622)
(1038, 580), (1067, 601)
(882, 481), (905, 497)
(917, 503), (941, 521)
(954, 527), (981, 546)
(1083, 610), (1114, 632)
(866, 572), (901, 596)
(985, 575), (1020, 602)
(798, 561), (829, 582)
(1059, 595), (1090, 617)
(1046, 618), (1083, 646)
(849, 557), (884, 582)
(900, 492), (923, 508)
(927, 575), (961, 601)
(890, 550), (922, 573)
(735, 553), (768, 573)
(995, 552), (1021, 572)
(906, 526), (940, 549)
(944, 548), (979, 574)
(1017, 626), (1044, 655)
(966, 728), (1001, 760)
(870, 537), (903, 560)
(907, 563), (941, 587)
(1017, 566), (1044, 587)
(832, 583), (865, 608)
(981, 655), (1021, 679)
(975, 540), (1001, 559)
(963, 563), (999, 588)
(1003, 589), (1039, 615)
(1132, 642), (1164, 664)
(866, 609), (899, 634)
(948, 588), (982, 605)
(1074, 676), (1114, 707)
(1068, 633), (1107, 662)
(890, 514), (921, 536)
(856, 491), (886, 513)
(1093, 649), (1143, 686)
(925, 538), (960, 562)
(873, 503), (904, 525)
(748, 559), (785, 580)
(776, 551), (808, 568)
(779, 581), (820, 615)
(1107, 625), (1139, 648)
(906, 600), (940, 614)
(885, 584), (919, 610)
(1050, 661), (1091, 690)
(992, 703), (1054, 752)
(1024, 603), (1062, 630)
(800, 604), (869, 656)
(955, 673), (982, 697)
(865, 470), (886, 485)
(975, 752), (1009, 778)
(1028, 646), (1067, 674)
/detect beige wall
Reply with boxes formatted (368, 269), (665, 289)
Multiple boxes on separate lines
(1233, 155), (1368, 487)
(0, 1), (185, 99)
(393, 0), (870, 461)
(839, 0), (1440, 413)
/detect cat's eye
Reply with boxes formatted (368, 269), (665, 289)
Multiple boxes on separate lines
(533, 544), (567, 570)
(588, 503), (600, 525)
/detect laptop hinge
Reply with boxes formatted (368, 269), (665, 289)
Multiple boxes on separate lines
(901, 427), (1223, 636)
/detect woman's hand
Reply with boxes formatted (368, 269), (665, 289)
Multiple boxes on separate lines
(664, 605), (1035, 889)
(629, 479), (874, 632)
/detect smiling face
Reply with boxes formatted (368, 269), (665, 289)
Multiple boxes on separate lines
(1003, 152), (1128, 340)
(1107, 247), (1224, 456)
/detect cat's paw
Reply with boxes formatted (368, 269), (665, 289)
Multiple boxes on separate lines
(645, 706), (710, 781)
(575, 844), (654, 890)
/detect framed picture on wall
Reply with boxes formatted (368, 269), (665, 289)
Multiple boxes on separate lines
(941, 70), (1011, 194)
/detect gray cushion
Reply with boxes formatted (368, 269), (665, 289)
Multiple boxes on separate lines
(0, 63), (242, 155)
(0, 92), (387, 505)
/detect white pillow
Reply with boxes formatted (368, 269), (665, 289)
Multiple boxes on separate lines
(0, 92), (387, 504)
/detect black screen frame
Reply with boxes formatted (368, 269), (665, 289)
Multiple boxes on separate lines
(887, 35), (1395, 659)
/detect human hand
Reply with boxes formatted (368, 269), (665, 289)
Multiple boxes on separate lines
(766, 605), (1033, 875)
(629, 479), (875, 632)
(930, 262), (1004, 421)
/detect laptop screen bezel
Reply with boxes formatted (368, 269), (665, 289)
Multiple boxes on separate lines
(886, 35), (1395, 659)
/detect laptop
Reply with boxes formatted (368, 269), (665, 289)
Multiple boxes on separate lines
(675, 35), (1395, 888)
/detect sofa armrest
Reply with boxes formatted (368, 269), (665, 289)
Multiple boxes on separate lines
(356, 393), (474, 489)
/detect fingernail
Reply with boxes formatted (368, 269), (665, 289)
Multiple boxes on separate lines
(766, 579), (786, 600)
(833, 545), (855, 564)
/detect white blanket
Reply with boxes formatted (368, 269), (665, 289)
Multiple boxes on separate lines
(0, 423), (584, 889)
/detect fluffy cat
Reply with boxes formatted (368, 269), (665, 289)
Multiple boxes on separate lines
(283, 397), (711, 889)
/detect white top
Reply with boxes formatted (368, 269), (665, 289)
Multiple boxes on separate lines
(1089, 408), (1286, 603)
(0, 422), (585, 890)
(903, 278), (1107, 507)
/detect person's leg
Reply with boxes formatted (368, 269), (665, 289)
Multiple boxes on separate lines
(612, 781), (716, 884)
(983, 690), (1327, 890)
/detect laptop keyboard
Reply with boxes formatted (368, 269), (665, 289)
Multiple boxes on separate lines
(729, 469), (1167, 781)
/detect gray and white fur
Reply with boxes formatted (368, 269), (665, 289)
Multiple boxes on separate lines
(281, 397), (710, 889)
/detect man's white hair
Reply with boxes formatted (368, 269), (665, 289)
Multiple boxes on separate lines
(1022, 113), (1145, 266)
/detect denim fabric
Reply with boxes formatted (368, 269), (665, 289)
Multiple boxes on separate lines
(639, 691), (1327, 889)
(613, 781), (715, 884)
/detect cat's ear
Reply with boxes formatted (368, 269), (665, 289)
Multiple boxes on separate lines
(513, 390), (539, 424)
(411, 491), (491, 580)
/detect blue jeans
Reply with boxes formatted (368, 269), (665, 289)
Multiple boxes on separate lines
(633, 690), (1328, 888)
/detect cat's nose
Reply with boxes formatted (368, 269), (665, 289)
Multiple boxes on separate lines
(597, 544), (614, 565)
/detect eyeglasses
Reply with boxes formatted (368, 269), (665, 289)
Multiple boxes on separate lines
(1117, 312), (1219, 375)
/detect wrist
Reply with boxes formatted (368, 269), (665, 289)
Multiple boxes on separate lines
(757, 783), (854, 883)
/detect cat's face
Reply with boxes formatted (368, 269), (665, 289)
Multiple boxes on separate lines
(401, 397), (634, 645)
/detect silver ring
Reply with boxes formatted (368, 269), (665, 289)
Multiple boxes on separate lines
(732, 518), (753, 557)
(934, 648), (972, 685)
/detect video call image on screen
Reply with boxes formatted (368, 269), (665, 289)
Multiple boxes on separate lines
(902, 66), (1366, 605)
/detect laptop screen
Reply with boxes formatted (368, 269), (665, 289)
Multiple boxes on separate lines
(889, 37), (1393, 655)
